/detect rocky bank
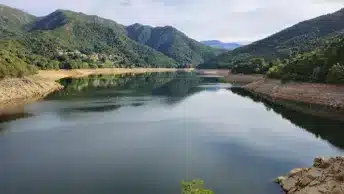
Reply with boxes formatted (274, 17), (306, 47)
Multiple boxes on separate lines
(244, 79), (344, 110)
(219, 73), (344, 110)
(276, 157), (344, 194)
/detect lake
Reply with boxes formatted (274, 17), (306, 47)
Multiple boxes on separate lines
(1, 72), (344, 194)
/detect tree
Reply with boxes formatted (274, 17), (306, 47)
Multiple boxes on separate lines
(326, 64), (344, 83)
(181, 180), (214, 194)
(48, 60), (60, 69)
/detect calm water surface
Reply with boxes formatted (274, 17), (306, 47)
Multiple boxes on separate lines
(1, 72), (344, 194)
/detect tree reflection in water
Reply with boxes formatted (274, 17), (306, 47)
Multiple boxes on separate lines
(231, 87), (344, 150)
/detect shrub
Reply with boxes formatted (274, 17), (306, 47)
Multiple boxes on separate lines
(326, 64), (344, 83)
(181, 180), (214, 194)
(267, 64), (283, 79)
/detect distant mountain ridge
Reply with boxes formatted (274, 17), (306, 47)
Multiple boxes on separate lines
(199, 7), (344, 69)
(0, 3), (224, 78)
(0, 5), (184, 78)
(125, 23), (224, 65)
(0, 4), (226, 77)
(200, 40), (241, 50)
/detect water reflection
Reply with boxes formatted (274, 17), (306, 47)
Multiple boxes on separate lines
(0, 106), (34, 133)
(2, 72), (344, 194)
(231, 88), (344, 149)
(49, 72), (179, 99)
(48, 72), (206, 106)
(50, 72), (225, 100)
(0, 112), (33, 123)
(64, 104), (122, 113)
(152, 73), (201, 97)
(0, 105), (34, 123)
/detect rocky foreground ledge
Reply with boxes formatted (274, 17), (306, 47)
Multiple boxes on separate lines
(276, 157), (344, 194)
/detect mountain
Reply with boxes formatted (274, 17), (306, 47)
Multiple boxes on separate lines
(0, 5), (183, 78)
(28, 9), (178, 67)
(29, 9), (126, 32)
(0, 4), (36, 37)
(125, 23), (224, 65)
(199, 7), (344, 69)
(200, 40), (241, 50)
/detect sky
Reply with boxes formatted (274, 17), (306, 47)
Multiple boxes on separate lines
(1, 0), (344, 42)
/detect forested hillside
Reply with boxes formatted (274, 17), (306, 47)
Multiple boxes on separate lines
(199, 8), (344, 69)
(266, 35), (344, 83)
(0, 5), (184, 78)
(126, 23), (224, 65)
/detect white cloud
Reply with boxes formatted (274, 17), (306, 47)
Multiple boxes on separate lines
(1, 0), (344, 42)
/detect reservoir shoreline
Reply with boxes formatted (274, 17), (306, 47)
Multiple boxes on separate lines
(198, 70), (344, 110)
(1, 69), (344, 194)
(198, 70), (344, 194)
(3, 68), (342, 113)
(1, 68), (343, 120)
(235, 75), (344, 194)
(0, 68), (180, 112)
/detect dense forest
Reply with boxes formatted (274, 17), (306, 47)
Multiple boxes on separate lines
(0, 4), (220, 78)
(217, 35), (344, 83)
(198, 7), (344, 84)
(217, 34), (344, 84)
(265, 35), (344, 83)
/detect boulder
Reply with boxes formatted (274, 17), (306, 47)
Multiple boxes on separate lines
(276, 156), (344, 194)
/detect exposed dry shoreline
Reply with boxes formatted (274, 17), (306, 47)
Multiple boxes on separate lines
(37, 68), (179, 81)
(0, 76), (63, 111)
(244, 79), (344, 110)
(0, 68), (180, 113)
(219, 73), (344, 110)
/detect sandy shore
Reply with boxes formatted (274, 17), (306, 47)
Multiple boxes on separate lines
(0, 68), (180, 110)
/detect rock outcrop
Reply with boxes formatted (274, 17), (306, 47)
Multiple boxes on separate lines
(276, 157), (344, 194)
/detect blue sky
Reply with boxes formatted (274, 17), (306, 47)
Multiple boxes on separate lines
(1, 0), (344, 42)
